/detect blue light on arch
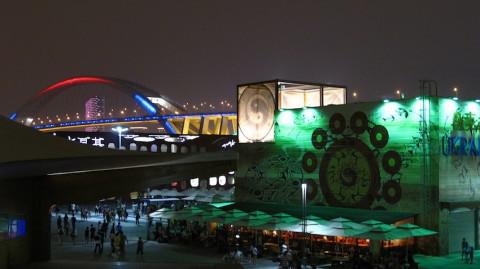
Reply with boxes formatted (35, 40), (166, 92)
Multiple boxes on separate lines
(133, 93), (157, 115)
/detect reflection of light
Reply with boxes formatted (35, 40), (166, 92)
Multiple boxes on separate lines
(453, 97), (459, 101)
(476, 99), (480, 103)
(302, 108), (317, 123)
(466, 102), (480, 115)
(209, 177), (217, 186)
(190, 178), (199, 187)
(277, 110), (295, 126)
(133, 137), (155, 142)
(380, 101), (400, 116)
(442, 99), (458, 115)
(228, 171), (235, 175)
(383, 99), (389, 103)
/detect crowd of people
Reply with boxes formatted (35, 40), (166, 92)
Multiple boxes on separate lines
(53, 203), (146, 259)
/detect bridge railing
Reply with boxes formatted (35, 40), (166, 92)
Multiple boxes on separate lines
(32, 112), (237, 136)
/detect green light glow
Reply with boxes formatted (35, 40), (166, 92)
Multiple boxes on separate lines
(302, 108), (318, 124)
(465, 101), (480, 115)
(277, 110), (296, 126)
(442, 99), (458, 115)
(379, 101), (400, 116)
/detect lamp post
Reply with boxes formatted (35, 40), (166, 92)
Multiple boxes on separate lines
(112, 126), (128, 149)
(301, 182), (307, 260)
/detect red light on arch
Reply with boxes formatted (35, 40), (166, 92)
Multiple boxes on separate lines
(37, 77), (114, 96)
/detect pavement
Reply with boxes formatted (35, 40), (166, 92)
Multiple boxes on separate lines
(22, 211), (480, 269)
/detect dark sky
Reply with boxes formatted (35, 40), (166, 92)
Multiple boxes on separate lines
(1, 0), (480, 116)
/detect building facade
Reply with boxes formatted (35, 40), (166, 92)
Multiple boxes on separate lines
(236, 80), (480, 255)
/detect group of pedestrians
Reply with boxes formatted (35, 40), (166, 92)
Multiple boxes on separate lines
(461, 238), (474, 264)
(55, 213), (77, 244)
(55, 204), (146, 259)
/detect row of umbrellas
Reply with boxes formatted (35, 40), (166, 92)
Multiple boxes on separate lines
(149, 205), (437, 240)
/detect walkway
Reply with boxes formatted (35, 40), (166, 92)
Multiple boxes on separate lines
(22, 211), (480, 269)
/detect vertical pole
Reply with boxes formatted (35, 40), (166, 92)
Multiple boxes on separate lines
(474, 208), (479, 250)
(301, 183), (307, 259)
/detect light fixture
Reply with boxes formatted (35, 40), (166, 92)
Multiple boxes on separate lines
(190, 178), (199, 188)
(112, 126), (128, 149)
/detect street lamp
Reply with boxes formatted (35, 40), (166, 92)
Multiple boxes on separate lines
(301, 183), (307, 259)
(112, 126), (128, 149)
(453, 87), (459, 97)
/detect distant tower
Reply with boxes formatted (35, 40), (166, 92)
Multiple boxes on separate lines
(84, 96), (105, 131)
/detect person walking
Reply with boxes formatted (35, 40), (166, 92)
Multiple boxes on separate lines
(56, 215), (62, 230)
(84, 226), (90, 243)
(94, 234), (101, 254)
(71, 215), (76, 232)
(119, 232), (127, 257)
(136, 237), (144, 256)
(462, 238), (468, 261)
(250, 244), (258, 265)
(58, 226), (64, 245)
(90, 224), (96, 244)
(468, 246), (474, 264)
(116, 222), (123, 233)
(135, 211), (141, 225)
(64, 220), (70, 237)
(110, 234), (116, 256)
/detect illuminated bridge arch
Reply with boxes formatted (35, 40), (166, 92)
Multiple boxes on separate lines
(11, 76), (186, 133)
(11, 76), (185, 120)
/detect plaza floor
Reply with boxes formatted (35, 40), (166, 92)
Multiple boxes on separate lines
(23, 212), (480, 269)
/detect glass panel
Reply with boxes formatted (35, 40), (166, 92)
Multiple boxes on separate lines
(279, 89), (305, 109)
(323, 87), (346, 106)
(305, 89), (321, 107)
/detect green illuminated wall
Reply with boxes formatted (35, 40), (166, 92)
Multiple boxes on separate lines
(237, 96), (480, 255)
(438, 99), (480, 202)
(238, 98), (439, 213)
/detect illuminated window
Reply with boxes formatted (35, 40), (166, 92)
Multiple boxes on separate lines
(160, 144), (168, 153)
(279, 89), (305, 109)
(129, 143), (137, 151)
(219, 175), (227, 186)
(323, 87), (346, 106)
(190, 178), (199, 188)
(209, 177), (217, 186)
(151, 144), (158, 152)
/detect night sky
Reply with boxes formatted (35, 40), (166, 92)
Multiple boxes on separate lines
(1, 0), (480, 116)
